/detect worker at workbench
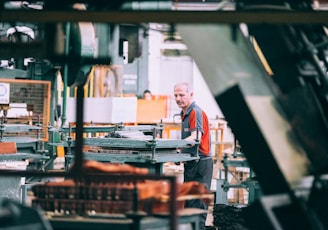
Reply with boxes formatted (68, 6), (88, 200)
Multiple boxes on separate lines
(173, 82), (213, 230)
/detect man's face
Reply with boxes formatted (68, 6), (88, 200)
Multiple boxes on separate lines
(174, 84), (193, 110)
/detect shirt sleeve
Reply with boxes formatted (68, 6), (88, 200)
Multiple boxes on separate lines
(189, 109), (204, 134)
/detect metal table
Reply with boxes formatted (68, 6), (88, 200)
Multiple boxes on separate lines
(49, 208), (206, 230)
(0, 153), (49, 161)
(51, 137), (199, 174)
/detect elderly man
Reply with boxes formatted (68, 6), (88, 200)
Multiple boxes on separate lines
(174, 82), (213, 230)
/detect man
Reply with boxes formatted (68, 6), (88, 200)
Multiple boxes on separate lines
(174, 82), (213, 230)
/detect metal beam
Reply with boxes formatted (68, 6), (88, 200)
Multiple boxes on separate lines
(0, 10), (328, 24)
(177, 24), (311, 191)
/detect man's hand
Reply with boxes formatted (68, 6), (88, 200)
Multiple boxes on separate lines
(184, 130), (202, 145)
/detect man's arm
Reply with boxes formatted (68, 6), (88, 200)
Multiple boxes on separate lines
(184, 130), (202, 143)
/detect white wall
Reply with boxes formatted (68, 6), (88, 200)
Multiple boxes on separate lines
(192, 61), (223, 119)
(148, 29), (223, 119)
(147, 29), (162, 93)
(147, 27), (234, 141)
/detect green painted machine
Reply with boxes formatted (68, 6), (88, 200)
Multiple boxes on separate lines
(48, 123), (199, 174)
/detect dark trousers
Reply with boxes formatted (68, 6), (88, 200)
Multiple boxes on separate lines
(184, 157), (213, 230)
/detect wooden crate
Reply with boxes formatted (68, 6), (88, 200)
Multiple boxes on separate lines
(227, 169), (250, 204)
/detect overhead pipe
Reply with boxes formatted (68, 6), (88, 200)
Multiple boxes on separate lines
(120, 1), (172, 10)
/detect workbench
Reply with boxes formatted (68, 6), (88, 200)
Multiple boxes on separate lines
(61, 138), (199, 174)
(49, 125), (199, 174)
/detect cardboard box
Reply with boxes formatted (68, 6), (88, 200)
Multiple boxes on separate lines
(136, 99), (167, 123)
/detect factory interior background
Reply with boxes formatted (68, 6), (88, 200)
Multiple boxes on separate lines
(0, 0), (328, 230)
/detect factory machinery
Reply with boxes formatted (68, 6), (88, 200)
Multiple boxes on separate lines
(0, 0), (328, 229)
(1, 118), (206, 229)
(0, 59), (205, 229)
(215, 138), (262, 206)
(1, 162), (212, 230)
(30, 160), (212, 230)
(48, 123), (200, 173)
(0, 121), (211, 230)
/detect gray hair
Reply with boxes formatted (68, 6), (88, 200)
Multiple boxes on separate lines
(174, 82), (193, 92)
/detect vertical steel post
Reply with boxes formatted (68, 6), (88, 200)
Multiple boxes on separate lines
(61, 23), (71, 127)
